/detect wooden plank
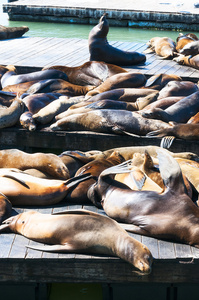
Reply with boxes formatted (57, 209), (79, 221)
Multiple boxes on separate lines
(158, 240), (176, 259)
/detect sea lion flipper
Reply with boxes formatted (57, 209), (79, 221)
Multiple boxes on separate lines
(130, 169), (146, 190)
(2, 174), (30, 189)
(160, 136), (176, 149)
(26, 243), (75, 253)
(119, 223), (149, 235)
(144, 74), (162, 87)
(52, 209), (100, 216)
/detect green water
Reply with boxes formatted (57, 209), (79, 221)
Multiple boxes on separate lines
(1, 0), (199, 43)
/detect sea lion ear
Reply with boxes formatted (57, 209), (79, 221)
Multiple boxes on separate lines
(157, 149), (184, 192)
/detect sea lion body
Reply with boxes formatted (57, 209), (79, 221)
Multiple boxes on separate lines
(187, 112), (199, 124)
(158, 80), (198, 99)
(174, 54), (199, 70)
(141, 96), (184, 111)
(0, 210), (152, 274)
(86, 72), (146, 98)
(0, 25), (29, 40)
(144, 73), (182, 90)
(145, 37), (176, 59)
(88, 150), (199, 247)
(179, 40), (199, 56)
(88, 14), (146, 66)
(0, 98), (24, 129)
(42, 61), (127, 86)
(176, 33), (198, 52)
(50, 109), (171, 136)
(0, 193), (12, 225)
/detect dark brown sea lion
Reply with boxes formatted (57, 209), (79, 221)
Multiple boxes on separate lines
(0, 91), (17, 106)
(85, 72), (147, 98)
(0, 193), (12, 225)
(88, 14), (146, 66)
(42, 61), (127, 86)
(0, 149), (70, 179)
(87, 149), (199, 247)
(147, 123), (199, 141)
(141, 91), (199, 123)
(158, 80), (198, 99)
(1, 69), (69, 89)
(176, 33), (198, 52)
(19, 93), (61, 131)
(50, 109), (171, 136)
(0, 209), (153, 274)
(141, 96), (184, 111)
(0, 25), (29, 40)
(144, 37), (176, 59)
(26, 79), (95, 96)
(174, 53), (199, 70)
(0, 170), (92, 206)
(179, 40), (199, 56)
(66, 151), (125, 203)
(144, 74), (182, 90)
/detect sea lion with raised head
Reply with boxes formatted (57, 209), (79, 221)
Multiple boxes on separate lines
(0, 209), (153, 274)
(88, 14), (146, 66)
(87, 150), (199, 247)
(42, 61), (127, 86)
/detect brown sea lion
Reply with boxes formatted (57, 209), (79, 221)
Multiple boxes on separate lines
(2, 80), (39, 94)
(187, 112), (199, 124)
(66, 151), (125, 203)
(0, 25), (29, 40)
(0, 149), (70, 179)
(176, 33), (198, 52)
(174, 53), (199, 70)
(144, 37), (176, 59)
(50, 109), (171, 136)
(0, 170), (92, 206)
(141, 91), (199, 123)
(0, 98), (24, 129)
(179, 40), (199, 56)
(87, 149), (199, 247)
(1, 69), (68, 89)
(144, 74), (182, 90)
(0, 209), (153, 274)
(88, 14), (146, 66)
(42, 61), (127, 86)
(0, 193), (12, 225)
(157, 80), (198, 99)
(141, 96), (184, 111)
(85, 72), (146, 98)
(26, 79), (95, 96)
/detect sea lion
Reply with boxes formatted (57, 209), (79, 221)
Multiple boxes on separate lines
(174, 53), (199, 70)
(0, 98), (24, 129)
(179, 40), (199, 56)
(0, 170), (92, 206)
(157, 80), (198, 99)
(2, 80), (39, 94)
(26, 79), (94, 96)
(66, 151), (125, 203)
(42, 61), (127, 86)
(32, 95), (85, 125)
(0, 25), (29, 40)
(50, 109), (172, 136)
(144, 74), (182, 90)
(141, 91), (199, 123)
(88, 14), (146, 66)
(0, 149), (70, 179)
(176, 33), (198, 53)
(0, 193), (12, 225)
(0, 65), (16, 89)
(87, 150), (199, 247)
(85, 72), (146, 98)
(1, 69), (69, 89)
(141, 96), (184, 111)
(144, 37), (176, 59)
(187, 112), (199, 124)
(0, 209), (153, 274)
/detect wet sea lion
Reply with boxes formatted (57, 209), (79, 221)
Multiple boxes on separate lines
(50, 109), (171, 136)
(86, 72), (146, 98)
(0, 193), (12, 225)
(157, 80), (198, 99)
(144, 37), (176, 59)
(1, 69), (69, 89)
(88, 150), (199, 247)
(42, 61), (127, 86)
(0, 149), (70, 179)
(0, 170), (92, 206)
(174, 53), (199, 70)
(0, 98), (24, 129)
(144, 74), (182, 90)
(0, 25), (29, 40)
(88, 14), (146, 66)
(0, 209), (153, 274)
(141, 91), (199, 123)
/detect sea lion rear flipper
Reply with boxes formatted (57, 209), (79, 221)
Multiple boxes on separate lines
(160, 136), (176, 149)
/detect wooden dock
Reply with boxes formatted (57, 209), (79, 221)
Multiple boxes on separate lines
(1, 37), (199, 299)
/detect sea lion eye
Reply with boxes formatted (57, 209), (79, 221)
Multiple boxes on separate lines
(22, 221), (25, 224)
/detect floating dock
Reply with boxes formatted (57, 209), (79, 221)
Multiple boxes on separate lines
(3, 0), (199, 30)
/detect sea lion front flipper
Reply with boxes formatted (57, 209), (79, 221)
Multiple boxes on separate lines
(52, 208), (100, 217)
(2, 174), (30, 189)
(26, 243), (77, 253)
(130, 169), (146, 190)
(119, 223), (149, 235)
(160, 136), (176, 149)
(144, 74), (162, 87)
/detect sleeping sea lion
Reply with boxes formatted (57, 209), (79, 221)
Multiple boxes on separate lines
(87, 150), (199, 247)
(141, 96), (184, 111)
(179, 40), (199, 56)
(0, 98), (24, 129)
(0, 25), (29, 40)
(176, 33), (198, 52)
(144, 74), (182, 90)
(0, 193), (12, 225)
(174, 53), (199, 70)
(0, 209), (153, 274)
(88, 14), (146, 66)
(157, 80), (198, 99)
(144, 37), (176, 59)
(42, 61), (127, 86)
